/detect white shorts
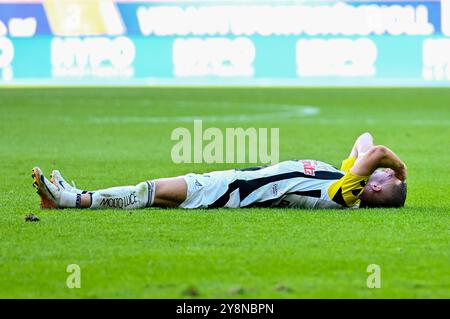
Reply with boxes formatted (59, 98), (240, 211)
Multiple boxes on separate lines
(179, 170), (237, 209)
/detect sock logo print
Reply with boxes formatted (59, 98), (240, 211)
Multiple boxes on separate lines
(100, 192), (138, 208)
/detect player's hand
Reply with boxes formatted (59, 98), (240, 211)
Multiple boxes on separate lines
(395, 163), (407, 181)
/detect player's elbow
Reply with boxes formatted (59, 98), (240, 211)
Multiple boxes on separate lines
(361, 132), (373, 139)
(367, 145), (389, 160)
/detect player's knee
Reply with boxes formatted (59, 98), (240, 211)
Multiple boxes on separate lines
(137, 181), (156, 208)
(153, 178), (186, 206)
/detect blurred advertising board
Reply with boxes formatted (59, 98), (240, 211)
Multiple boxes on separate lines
(0, 0), (449, 85)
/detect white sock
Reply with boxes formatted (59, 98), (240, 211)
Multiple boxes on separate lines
(90, 181), (156, 209)
(59, 191), (82, 208)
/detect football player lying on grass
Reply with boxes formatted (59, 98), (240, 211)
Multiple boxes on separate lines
(32, 132), (407, 210)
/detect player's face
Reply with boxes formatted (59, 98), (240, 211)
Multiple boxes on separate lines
(369, 168), (401, 186)
(362, 168), (402, 202)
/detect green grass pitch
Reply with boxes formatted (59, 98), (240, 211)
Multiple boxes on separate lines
(0, 87), (449, 298)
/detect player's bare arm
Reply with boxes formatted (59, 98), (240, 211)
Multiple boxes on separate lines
(351, 145), (408, 181)
(349, 131), (407, 181)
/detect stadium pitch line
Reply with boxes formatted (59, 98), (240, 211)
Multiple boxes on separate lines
(87, 104), (320, 124)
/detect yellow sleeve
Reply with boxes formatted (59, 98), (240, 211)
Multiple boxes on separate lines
(340, 156), (357, 173)
(328, 172), (369, 208)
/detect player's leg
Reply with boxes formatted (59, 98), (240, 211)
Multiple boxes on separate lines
(33, 167), (187, 209)
(50, 170), (187, 208)
(152, 177), (187, 207)
(81, 177), (187, 208)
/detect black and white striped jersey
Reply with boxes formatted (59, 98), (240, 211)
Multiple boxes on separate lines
(180, 157), (369, 209)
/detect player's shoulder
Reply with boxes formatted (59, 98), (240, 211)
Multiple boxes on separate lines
(286, 159), (345, 178)
(289, 159), (339, 168)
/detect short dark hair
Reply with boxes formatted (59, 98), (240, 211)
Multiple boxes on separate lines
(360, 182), (407, 208)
